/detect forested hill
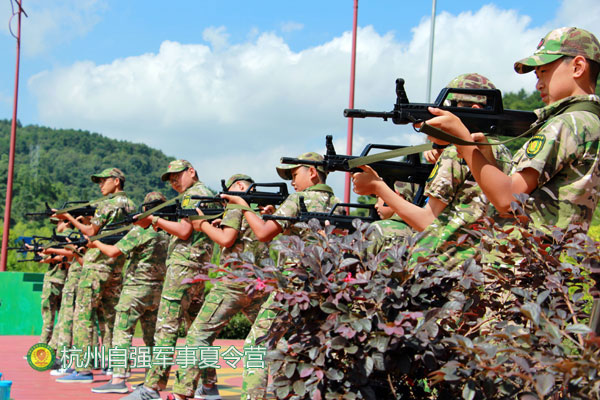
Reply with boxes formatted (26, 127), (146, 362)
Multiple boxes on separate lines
(0, 119), (177, 227)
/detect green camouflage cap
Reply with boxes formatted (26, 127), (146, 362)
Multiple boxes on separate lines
(161, 159), (194, 181)
(91, 167), (126, 183)
(225, 174), (254, 190)
(445, 73), (496, 104)
(394, 181), (416, 202)
(276, 152), (326, 180)
(514, 27), (600, 74)
(143, 191), (166, 203)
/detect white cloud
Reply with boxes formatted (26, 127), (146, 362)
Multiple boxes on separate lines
(28, 1), (600, 198)
(4, 0), (108, 56)
(280, 21), (304, 33)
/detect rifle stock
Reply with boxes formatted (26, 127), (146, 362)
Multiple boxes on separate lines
(219, 181), (289, 207)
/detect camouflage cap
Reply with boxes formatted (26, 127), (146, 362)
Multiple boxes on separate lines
(143, 191), (167, 203)
(276, 152), (326, 180)
(91, 167), (126, 183)
(393, 181), (416, 202)
(445, 73), (496, 104)
(161, 159), (194, 181)
(225, 174), (254, 190)
(514, 27), (600, 74)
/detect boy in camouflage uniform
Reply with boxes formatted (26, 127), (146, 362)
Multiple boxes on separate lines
(224, 152), (340, 400)
(38, 248), (68, 348)
(123, 160), (216, 400)
(90, 191), (170, 394)
(353, 74), (513, 259)
(170, 174), (272, 400)
(57, 167), (136, 383)
(425, 27), (600, 235)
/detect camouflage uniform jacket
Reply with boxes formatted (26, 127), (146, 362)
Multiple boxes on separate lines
(83, 191), (136, 270)
(510, 94), (600, 233)
(115, 225), (169, 286)
(167, 180), (216, 267)
(368, 215), (412, 254)
(220, 205), (269, 264)
(421, 141), (513, 247)
(271, 183), (341, 235)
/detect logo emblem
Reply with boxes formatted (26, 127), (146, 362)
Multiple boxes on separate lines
(536, 38), (545, 50)
(26, 343), (55, 371)
(427, 162), (440, 182)
(526, 135), (546, 158)
(182, 195), (191, 208)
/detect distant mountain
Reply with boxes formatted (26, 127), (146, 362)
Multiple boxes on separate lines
(0, 119), (177, 227)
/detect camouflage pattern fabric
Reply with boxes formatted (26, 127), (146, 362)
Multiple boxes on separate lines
(509, 95), (600, 233)
(514, 27), (600, 74)
(110, 225), (169, 378)
(72, 191), (135, 373)
(241, 184), (340, 399)
(55, 260), (82, 354)
(445, 73), (496, 104)
(413, 142), (512, 260)
(144, 180), (216, 391)
(367, 216), (413, 257)
(40, 262), (67, 347)
(173, 205), (269, 396)
(173, 282), (268, 397)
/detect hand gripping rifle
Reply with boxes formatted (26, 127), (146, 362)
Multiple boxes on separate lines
(219, 181), (289, 207)
(343, 78), (536, 137)
(263, 197), (380, 232)
(8, 235), (53, 262)
(279, 135), (433, 206)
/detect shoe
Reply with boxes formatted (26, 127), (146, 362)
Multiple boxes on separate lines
(50, 368), (68, 376)
(56, 371), (94, 383)
(194, 384), (222, 400)
(118, 385), (161, 400)
(91, 380), (129, 394)
(101, 368), (113, 375)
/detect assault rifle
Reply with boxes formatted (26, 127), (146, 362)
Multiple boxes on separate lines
(8, 235), (53, 262)
(26, 201), (96, 219)
(279, 135), (433, 206)
(105, 197), (227, 229)
(263, 198), (380, 232)
(344, 78), (537, 137)
(219, 181), (289, 207)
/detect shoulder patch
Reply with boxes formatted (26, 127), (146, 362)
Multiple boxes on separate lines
(427, 162), (440, 182)
(181, 195), (191, 208)
(526, 135), (546, 158)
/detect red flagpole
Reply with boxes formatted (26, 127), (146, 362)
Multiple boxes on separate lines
(1, 0), (26, 271)
(344, 0), (358, 205)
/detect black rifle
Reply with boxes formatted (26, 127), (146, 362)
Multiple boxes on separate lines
(263, 198), (380, 232)
(344, 78), (536, 137)
(219, 181), (289, 207)
(280, 135), (433, 206)
(8, 236), (52, 262)
(26, 201), (96, 219)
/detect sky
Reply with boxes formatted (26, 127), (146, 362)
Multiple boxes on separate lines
(1, 0), (599, 197)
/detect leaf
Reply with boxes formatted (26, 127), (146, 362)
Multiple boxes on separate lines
(320, 302), (338, 314)
(299, 365), (314, 378)
(285, 362), (296, 378)
(364, 355), (374, 377)
(535, 373), (555, 396)
(520, 302), (541, 325)
(462, 381), (476, 400)
(325, 367), (344, 381)
(565, 323), (592, 334)
(276, 385), (290, 398)
(293, 380), (306, 396)
(330, 336), (348, 350)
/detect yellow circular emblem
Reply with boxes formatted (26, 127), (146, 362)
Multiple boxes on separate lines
(526, 135), (546, 158)
(26, 343), (55, 371)
(427, 162), (440, 182)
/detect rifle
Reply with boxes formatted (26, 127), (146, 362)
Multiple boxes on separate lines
(8, 236), (52, 262)
(263, 197), (380, 232)
(26, 201), (96, 219)
(344, 78), (536, 137)
(279, 135), (433, 206)
(105, 197), (226, 229)
(219, 181), (289, 207)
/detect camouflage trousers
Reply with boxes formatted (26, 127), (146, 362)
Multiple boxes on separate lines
(112, 283), (163, 378)
(40, 266), (67, 347)
(73, 265), (123, 373)
(143, 263), (206, 391)
(241, 290), (287, 400)
(173, 281), (268, 397)
(55, 262), (83, 354)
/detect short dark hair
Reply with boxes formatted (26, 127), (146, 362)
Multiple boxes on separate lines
(316, 169), (327, 183)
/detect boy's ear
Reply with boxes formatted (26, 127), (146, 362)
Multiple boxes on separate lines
(572, 55), (588, 79)
(308, 166), (319, 180)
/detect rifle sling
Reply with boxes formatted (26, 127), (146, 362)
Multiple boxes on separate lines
(187, 204), (257, 221)
(53, 193), (116, 214)
(347, 100), (600, 168)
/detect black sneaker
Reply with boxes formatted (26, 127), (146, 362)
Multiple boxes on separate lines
(92, 380), (129, 394)
(194, 384), (222, 400)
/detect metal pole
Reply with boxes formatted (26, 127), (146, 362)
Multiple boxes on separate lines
(344, 0), (358, 204)
(1, 0), (25, 271)
(425, 0), (437, 102)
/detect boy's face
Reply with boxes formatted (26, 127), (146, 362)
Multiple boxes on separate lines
(98, 177), (119, 196)
(169, 168), (195, 193)
(535, 58), (576, 105)
(290, 166), (313, 192)
(374, 197), (394, 220)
